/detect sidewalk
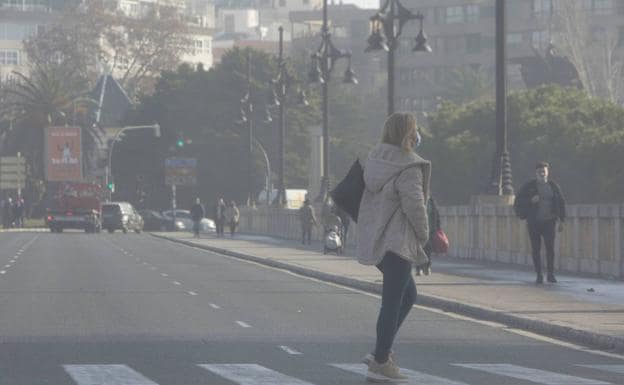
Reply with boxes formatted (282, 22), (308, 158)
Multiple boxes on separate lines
(152, 232), (624, 353)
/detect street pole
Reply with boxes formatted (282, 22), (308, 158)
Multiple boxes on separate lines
(487, 0), (514, 195)
(245, 51), (255, 207)
(309, 0), (357, 202)
(366, 0), (430, 116)
(277, 26), (286, 207)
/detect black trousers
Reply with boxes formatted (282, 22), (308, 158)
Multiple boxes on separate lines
(374, 251), (417, 363)
(528, 219), (556, 275)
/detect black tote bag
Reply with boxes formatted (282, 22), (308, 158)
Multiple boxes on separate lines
(330, 159), (365, 223)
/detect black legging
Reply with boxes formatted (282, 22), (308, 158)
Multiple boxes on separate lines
(528, 219), (556, 275)
(374, 251), (417, 363)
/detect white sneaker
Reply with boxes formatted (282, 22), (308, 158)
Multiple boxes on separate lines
(366, 357), (408, 382)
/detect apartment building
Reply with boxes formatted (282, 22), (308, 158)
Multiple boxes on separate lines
(394, 0), (624, 112)
(0, 0), (65, 79)
(0, 0), (215, 79)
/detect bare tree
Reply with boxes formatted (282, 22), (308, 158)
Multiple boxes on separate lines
(553, 0), (624, 103)
(24, 0), (192, 97)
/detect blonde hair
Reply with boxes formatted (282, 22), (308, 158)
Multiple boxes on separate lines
(381, 112), (417, 152)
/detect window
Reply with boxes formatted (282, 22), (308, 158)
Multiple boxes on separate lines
(480, 5), (495, 18)
(593, 0), (613, 14)
(465, 4), (479, 23)
(532, 0), (552, 16)
(0, 50), (19, 66)
(224, 14), (235, 33)
(466, 33), (481, 53)
(446, 6), (464, 24)
(279, 0), (286, 6)
(531, 30), (549, 49)
(507, 33), (523, 46)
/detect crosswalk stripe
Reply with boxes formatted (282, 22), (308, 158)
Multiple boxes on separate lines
(578, 365), (624, 375)
(63, 364), (159, 385)
(331, 363), (469, 385)
(198, 363), (314, 385)
(453, 364), (611, 385)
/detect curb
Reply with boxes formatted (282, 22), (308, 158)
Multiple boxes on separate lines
(152, 233), (624, 354)
(0, 228), (49, 233)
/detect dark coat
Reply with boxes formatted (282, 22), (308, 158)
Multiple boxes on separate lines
(190, 203), (205, 221)
(514, 179), (566, 223)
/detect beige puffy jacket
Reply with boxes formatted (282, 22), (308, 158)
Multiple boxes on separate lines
(356, 143), (430, 266)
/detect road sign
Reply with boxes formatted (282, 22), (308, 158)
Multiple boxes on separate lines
(165, 158), (197, 186)
(0, 155), (26, 190)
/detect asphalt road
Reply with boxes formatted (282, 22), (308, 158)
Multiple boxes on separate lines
(0, 231), (622, 385)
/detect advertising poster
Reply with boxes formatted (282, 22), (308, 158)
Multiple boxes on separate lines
(45, 126), (82, 182)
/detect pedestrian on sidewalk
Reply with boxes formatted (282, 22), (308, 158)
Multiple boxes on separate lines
(357, 112), (430, 382)
(2, 197), (13, 228)
(299, 198), (318, 245)
(190, 198), (205, 238)
(514, 161), (566, 284)
(213, 198), (226, 238)
(224, 200), (240, 236)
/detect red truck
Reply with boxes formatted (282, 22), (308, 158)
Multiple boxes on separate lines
(46, 183), (103, 233)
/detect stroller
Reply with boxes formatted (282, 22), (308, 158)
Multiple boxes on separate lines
(323, 224), (343, 255)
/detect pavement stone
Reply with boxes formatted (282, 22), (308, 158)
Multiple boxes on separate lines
(153, 232), (624, 354)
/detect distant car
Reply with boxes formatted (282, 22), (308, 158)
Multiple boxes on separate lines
(161, 209), (216, 233)
(101, 202), (144, 233)
(139, 209), (185, 231)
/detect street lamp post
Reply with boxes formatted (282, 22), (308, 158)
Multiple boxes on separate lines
(366, 0), (431, 116)
(308, 0), (358, 202)
(487, 0), (514, 196)
(106, 123), (160, 201)
(237, 50), (274, 207)
(270, 26), (309, 207)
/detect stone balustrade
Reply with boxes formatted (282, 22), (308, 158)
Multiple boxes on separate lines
(238, 203), (624, 279)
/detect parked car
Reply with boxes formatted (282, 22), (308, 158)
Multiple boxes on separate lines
(101, 202), (144, 233)
(161, 209), (216, 233)
(139, 209), (185, 232)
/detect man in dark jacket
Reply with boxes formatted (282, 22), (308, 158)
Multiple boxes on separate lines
(514, 162), (566, 284)
(190, 198), (205, 238)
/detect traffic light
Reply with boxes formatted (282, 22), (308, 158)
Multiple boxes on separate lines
(107, 182), (115, 193)
(176, 138), (184, 148)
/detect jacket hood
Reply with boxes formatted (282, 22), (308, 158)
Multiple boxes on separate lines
(364, 143), (431, 194)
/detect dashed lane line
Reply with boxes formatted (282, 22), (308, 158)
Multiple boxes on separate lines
(278, 345), (302, 355)
(235, 321), (252, 328)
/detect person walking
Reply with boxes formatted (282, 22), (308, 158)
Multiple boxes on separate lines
(224, 200), (240, 237)
(2, 197), (13, 228)
(190, 198), (205, 238)
(514, 161), (566, 284)
(213, 198), (226, 238)
(13, 197), (25, 228)
(357, 112), (430, 382)
(416, 197), (440, 276)
(299, 198), (318, 245)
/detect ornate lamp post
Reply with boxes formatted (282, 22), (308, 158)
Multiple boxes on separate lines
(308, 0), (358, 202)
(366, 0), (431, 116)
(237, 50), (273, 206)
(487, 0), (514, 196)
(269, 26), (309, 207)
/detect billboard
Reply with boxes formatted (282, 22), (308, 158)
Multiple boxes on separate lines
(45, 126), (82, 182)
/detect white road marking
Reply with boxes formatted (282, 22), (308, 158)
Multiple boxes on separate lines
(172, 281), (182, 286)
(149, 266), (156, 270)
(209, 303), (221, 309)
(578, 365), (624, 374)
(278, 345), (302, 355)
(235, 321), (251, 328)
(4, 264), (10, 268)
(187, 291), (198, 296)
(0, 271), (6, 274)
(333, 363), (469, 385)
(453, 364), (611, 385)
(198, 363), (314, 385)
(63, 364), (159, 385)
(10, 259), (15, 262)
(160, 273), (169, 277)
(170, 237), (624, 360)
